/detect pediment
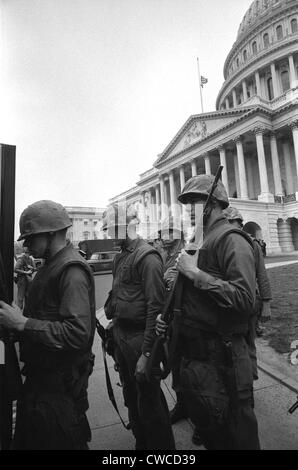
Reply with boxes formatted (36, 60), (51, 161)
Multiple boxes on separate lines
(155, 109), (252, 165)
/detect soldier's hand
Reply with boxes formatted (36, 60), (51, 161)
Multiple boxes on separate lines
(260, 301), (271, 323)
(164, 267), (177, 291)
(175, 249), (199, 281)
(0, 301), (28, 332)
(135, 354), (148, 383)
(156, 314), (167, 336)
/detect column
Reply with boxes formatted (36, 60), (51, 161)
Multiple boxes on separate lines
(255, 70), (261, 97)
(179, 165), (185, 191)
(217, 145), (229, 195)
(290, 121), (298, 192)
(278, 219), (295, 252)
(288, 55), (297, 89)
(242, 80), (248, 102)
(159, 175), (167, 220)
(169, 170), (178, 216)
(204, 153), (211, 175)
(270, 62), (279, 98)
(233, 152), (240, 198)
(155, 184), (160, 221)
(281, 138), (295, 194)
(225, 97), (230, 110)
(191, 159), (197, 177)
(269, 132), (283, 196)
(254, 126), (274, 202)
(233, 136), (248, 199)
(232, 89), (237, 108)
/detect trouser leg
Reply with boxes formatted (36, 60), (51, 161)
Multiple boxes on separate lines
(113, 341), (146, 449)
(137, 378), (175, 450)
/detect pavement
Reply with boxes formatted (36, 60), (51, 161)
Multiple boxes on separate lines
(88, 255), (298, 451)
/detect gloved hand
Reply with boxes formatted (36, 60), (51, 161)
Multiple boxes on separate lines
(156, 313), (167, 336)
(260, 301), (271, 323)
(164, 266), (177, 291)
(135, 354), (149, 383)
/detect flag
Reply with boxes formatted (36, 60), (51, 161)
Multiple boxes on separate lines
(200, 76), (208, 88)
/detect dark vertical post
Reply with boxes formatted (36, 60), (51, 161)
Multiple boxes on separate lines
(0, 144), (17, 450)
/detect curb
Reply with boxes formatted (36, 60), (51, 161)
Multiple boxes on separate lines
(258, 359), (298, 395)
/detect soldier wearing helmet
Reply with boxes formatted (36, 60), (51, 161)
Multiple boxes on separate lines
(0, 200), (96, 450)
(224, 206), (272, 377)
(103, 202), (175, 450)
(156, 174), (260, 450)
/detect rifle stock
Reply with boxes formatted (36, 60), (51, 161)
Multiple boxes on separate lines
(145, 165), (224, 381)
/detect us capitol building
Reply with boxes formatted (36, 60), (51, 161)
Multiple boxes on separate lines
(109, 0), (298, 255)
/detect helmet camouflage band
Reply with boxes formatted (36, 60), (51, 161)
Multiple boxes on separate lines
(178, 174), (229, 208)
(223, 206), (244, 223)
(18, 200), (72, 241)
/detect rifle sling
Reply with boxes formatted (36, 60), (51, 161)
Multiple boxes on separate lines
(95, 319), (130, 430)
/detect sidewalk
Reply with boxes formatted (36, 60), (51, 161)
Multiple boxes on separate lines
(87, 308), (298, 450)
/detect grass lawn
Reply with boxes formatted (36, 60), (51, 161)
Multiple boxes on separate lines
(264, 263), (298, 354)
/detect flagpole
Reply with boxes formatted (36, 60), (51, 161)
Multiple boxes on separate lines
(197, 57), (204, 113)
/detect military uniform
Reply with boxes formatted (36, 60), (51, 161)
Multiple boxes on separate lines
(107, 237), (175, 450)
(13, 245), (95, 450)
(178, 215), (260, 449)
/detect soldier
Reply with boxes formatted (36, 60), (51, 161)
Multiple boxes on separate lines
(156, 175), (260, 450)
(14, 247), (35, 309)
(223, 206), (272, 379)
(0, 200), (96, 449)
(158, 216), (201, 444)
(103, 204), (175, 450)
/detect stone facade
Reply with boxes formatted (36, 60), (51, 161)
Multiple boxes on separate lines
(65, 206), (105, 247)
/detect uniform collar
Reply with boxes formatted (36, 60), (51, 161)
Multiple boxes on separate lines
(122, 237), (140, 253)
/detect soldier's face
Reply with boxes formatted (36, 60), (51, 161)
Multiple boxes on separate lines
(23, 234), (49, 258)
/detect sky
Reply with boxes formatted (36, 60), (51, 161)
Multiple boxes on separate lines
(0, 0), (253, 233)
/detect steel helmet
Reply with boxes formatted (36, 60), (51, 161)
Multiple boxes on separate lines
(159, 216), (183, 234)
(18, 200), (72, 241)
(102, 203), (139, 231)
(223, 206), (244, 223)
(178, 174), (229, 208)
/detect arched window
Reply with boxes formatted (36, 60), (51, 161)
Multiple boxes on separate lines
(291, 18), (298, 34)
(236, 57), (240, 67)
(281, 70), (290, 92)
(276, 25), (283, 40)
(267, 77), (274, 100)
(252, 41), (258, 55)
(263, 33), (269, 48)
(243, 50), (247, 62)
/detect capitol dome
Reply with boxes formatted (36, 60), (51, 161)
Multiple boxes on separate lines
(216, 0), (298, 110)
(237, 0), (290, 40)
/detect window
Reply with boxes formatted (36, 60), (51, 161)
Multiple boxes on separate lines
(267, 77), (274, 100)
(243, 50), (247, 62)
(263, 33), (269, 48)
(281, 70), (290, 92)
(252, 41), (257, 55)
(84, 220), (88, 226)
(276, 25), (283, 40)
(83, 231), (89, 240)
(93, 220), (97, 225)
(291, 18), (298, 34)
(236, 57), (239, 67)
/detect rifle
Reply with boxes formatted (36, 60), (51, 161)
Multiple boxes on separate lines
(95, 318), (130, 430)
(145, 165), (224, 381)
